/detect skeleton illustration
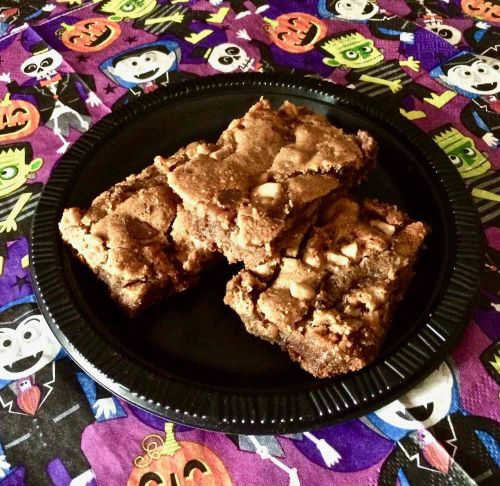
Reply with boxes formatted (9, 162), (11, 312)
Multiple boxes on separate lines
(229, 432), (341, 486)
(2, 42), (101, 154)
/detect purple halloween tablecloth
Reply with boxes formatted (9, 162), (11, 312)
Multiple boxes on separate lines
(0, 1), (499, 485)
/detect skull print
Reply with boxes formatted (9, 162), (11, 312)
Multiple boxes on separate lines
(20, 48), (63, 80)
(207, 43), (254, 73)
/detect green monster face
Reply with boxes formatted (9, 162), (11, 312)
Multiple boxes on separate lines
(320, 32), (384, 68)
(433, 127), (490, 179)
(0, 147), (42, 198)
(101, 0), (157, 22)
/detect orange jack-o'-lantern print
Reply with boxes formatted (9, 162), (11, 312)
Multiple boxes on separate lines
(267, 13), (327, 53)
(127, 423), (232, 486)
(461, 0), (500, 22)
(0, 93), (40, 142)
(59, 18), (121, 53)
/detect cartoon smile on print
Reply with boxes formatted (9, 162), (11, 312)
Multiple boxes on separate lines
(0, 93), (39, 142)
(128, 423), (232, 486)
(0, 309), (60, 381)
(105, 44), (178, 85)
(319, 0), (379, 21)
(373, 362), (454, 430)
(461, 0), (500, 23)
(58, 17), (121, 52)
(439, 56), (500, 96)
(206, 43), (254, 73)
(267, 12), (328, 53)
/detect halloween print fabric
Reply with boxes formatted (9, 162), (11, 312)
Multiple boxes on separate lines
(0, 1), (499, 485)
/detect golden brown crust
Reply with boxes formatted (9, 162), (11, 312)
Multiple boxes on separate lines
(224, 197), (429, 378)
(59, 153), (214, 317)
(166, 98), (378, 268)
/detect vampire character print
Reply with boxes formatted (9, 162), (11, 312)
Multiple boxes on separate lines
(0, 296), (124, 485)
(99, 40), (196, 106)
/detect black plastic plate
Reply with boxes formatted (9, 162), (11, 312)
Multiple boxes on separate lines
(30, 73), (483, 434)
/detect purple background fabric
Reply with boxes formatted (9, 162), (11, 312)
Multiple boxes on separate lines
(0, 1), (498, 485)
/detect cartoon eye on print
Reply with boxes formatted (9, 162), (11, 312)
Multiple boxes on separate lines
(140, 50), (161, 64)
(0, 165), (18, 180)
(449, 154), (462, 166)
(17, 318), (43, 344)
(0, 332), (14, 349)
(183, 459), (209, 479)
(339, 2), (354, 11)
(219, 56), (234, 65)
(0, 328), (18, 359)
(458, 67), (473, 78)
(360, 46), (372, 53)
(435, 28), (451, 39)
(11, 108), (28, 118)
(462, 147), (476, 157)
(40, 58), (53, 68)
(225, 46), (241, 56)
(121, 2), (135, 12)
(473, 62), (492, 75)
(287, 16), (300, 25)
(344, 50), (359, 59)
(22, 63), (37, 74)
(277, 31), (288, 41)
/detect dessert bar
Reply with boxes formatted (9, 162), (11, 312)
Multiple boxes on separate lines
(224, 198), (429, 378)
(165, 99), (378, 268)
(59, 151), (213, 316)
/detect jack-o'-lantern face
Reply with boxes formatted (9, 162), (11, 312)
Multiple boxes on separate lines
(268, 13), (327, 53)
(127, 423), (232, 486)
(59, 18), (121, 53)
(461, 0), (500, 22)
(0, 93), (40, 143)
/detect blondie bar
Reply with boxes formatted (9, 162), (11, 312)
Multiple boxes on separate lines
(164, 99), (378, 268)
(59, 151), (213, 316)
(224, 198), (429, 378)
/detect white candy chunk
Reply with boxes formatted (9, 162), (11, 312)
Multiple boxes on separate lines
(251, 182), (282, 201)
(304, 253), (321, 268)
(340, 242), (358, 260)
(326, 251), (349, 266)
(290, 282), (316, 300)
(370, 220), (395, 235)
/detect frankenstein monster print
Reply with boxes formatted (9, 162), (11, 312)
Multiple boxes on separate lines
(97, 0), (229, 45)
(317, 30), (456, 120)
(96, 0), (158, 22)
(431, 124), (500, 225)
(0, 143), (42, 275)
(317, 0), (419, 45)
